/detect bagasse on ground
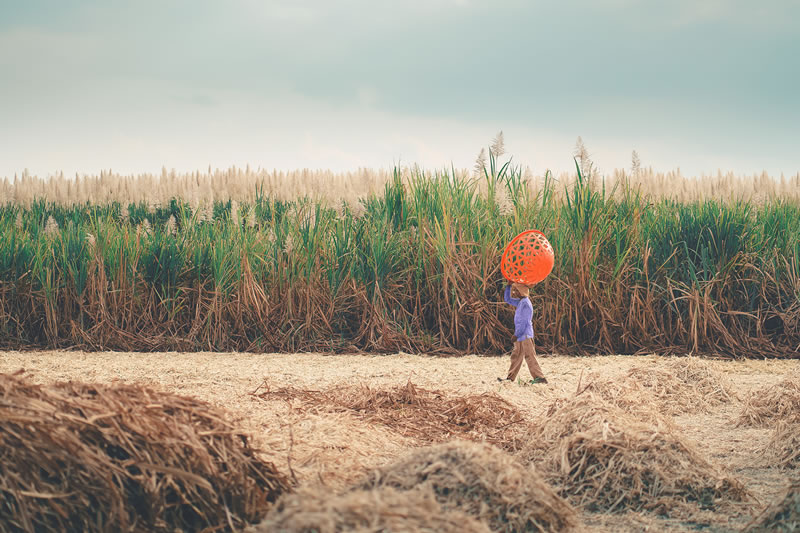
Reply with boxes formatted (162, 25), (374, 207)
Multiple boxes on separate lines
(250, 485), (493, 533)
(358, 441), (579, 532)
(0, 351), (796, 533)
(254, 380), (526, 450)
(738, 372), (800, 427)
(0, 371), (290, 533)
(744, 481), (800, 532)
(521, 394), (749, 515)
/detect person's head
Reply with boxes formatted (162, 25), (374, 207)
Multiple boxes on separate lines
(512, 282), (531, 298)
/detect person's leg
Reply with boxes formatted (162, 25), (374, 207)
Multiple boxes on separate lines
(521, 338), (546, 380)
(506, 341), (524, 381)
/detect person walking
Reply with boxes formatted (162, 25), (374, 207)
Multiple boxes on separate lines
(500, 283), (548, 384)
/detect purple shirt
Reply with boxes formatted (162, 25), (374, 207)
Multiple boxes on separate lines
(504, 286), (534, 341)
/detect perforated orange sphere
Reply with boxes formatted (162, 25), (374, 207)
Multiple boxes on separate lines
(501, 230), (555, 285)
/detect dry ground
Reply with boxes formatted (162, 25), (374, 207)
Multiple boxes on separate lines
(1, 350), (796, 532)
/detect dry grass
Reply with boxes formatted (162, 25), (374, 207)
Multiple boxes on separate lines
(249, 485), (492, 533)
(0, 371), (290, 532)
(576, 357), (737, 416)
(764, 422), (800, 470)
(3, 351), (797, 532)
(521, 394), (750, 515)
(744, 481), (800, 532)
(4, 165), (800, 207)
(738, 373), (800, 427)
(357, 441), (580, 533)
(253, 380), (527, 451)
(256, 410), (414, 490)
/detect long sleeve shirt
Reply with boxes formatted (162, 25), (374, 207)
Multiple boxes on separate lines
(504, 286), (534, 341)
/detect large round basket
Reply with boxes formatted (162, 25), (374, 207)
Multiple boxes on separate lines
(501, 230), (554, 285)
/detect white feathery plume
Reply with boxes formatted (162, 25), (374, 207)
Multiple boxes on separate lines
(230, 200), (240, 227)
(166, 215), (177, 236)
(335, 200), (347, 219)
(44, 215), (59, 238)
(495, 185), (513, 216)
(574, 136), (595, 184)
(245, 206), (256, 228)
(197, 202), (212, 224)
(631, 150), (641, 177)
(284, 233), (294, 254)
(348, 198), (366, 219)
(474, 148), (487, 176)
(490, 131), (505, 158)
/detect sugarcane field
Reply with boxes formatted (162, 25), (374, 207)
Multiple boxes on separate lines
(2, 2), (800, 532)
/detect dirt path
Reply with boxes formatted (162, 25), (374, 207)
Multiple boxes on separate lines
(1, 350), (796, 532)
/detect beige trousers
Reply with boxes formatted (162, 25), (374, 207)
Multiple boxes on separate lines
(507, 338), (546, 381)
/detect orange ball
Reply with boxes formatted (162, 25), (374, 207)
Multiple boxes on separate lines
(501, 230), (554, 285)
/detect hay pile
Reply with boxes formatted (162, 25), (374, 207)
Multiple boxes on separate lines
(765, 423), (800, 469)
(736, 374), (800, 469)
(254, 381), (526, 450)
(250, 486), (492, 533)
(577, 357), (736, 416)
(521, 394), (749, 515)
(636, 357), (736, 411)
(744, 481), (800, 532)
(738, 375), (800, 427)
(357, 441), (579, 532)
(0, 371), (290, 532)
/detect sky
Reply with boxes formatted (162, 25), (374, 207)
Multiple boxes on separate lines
(1, 0), (798, 179)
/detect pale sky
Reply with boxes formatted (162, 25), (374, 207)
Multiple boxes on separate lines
(1, 0), (798, 179)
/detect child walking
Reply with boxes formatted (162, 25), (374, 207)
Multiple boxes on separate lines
(500, 283), (548, 384)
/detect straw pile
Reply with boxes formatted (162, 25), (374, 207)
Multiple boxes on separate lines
(249, 486), (492, 533)
(743, 481), (800, 532)
(639, 357), (736, 410)
(765, 423), (800, 469)
(254, 381), (526, 450)
(521, 394), (749, 515)
(0, 372), (290, 532)
(738, 374), (800, 427)
(357, 441), (579, 532)
(577, 358), (736, 416)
